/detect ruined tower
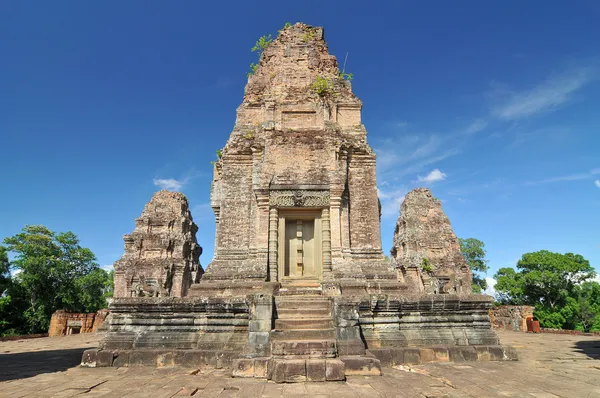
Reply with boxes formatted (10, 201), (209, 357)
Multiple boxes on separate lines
(113, 190), (202, 298)
(392, 188), (473, 294)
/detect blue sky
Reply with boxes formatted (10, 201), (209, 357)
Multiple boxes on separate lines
(1, 1), (599, 290)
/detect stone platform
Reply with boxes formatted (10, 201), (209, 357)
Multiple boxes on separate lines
(1, 330), (599, 397)
(82, 288), (515, 382)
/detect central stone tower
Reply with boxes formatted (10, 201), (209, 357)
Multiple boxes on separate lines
(193, 23), (395, 295)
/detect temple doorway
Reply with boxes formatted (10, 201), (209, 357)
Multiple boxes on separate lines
(278, 210), (323, 281)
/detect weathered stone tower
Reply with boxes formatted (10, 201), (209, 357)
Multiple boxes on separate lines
(192, 22), (395, 295)
(83, 23), (514, 382)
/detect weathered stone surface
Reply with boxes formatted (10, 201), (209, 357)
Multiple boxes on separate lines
(391, 188), (472, 294)
(48, 309), (108, 336)
(339, 356), (382, 376)
(489, 305), (534, 331)
(192, 22), (396, 290)
(325, 359), (345, 381)
(113, 190), (202, 298)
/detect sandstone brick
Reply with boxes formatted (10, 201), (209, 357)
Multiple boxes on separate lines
(325, 359), (345, 381)
(306, 359), (326, 381)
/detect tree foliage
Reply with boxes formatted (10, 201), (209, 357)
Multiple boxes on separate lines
(1, 225), (112, 335)
(459, 238), (489, 293)
(494, 250), (599, 331)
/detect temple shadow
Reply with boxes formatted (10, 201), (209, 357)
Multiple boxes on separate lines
(0, 347), (87, 382)
(573, 340), (600, 360)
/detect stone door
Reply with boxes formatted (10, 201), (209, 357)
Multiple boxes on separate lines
(278, 211), (322, 280)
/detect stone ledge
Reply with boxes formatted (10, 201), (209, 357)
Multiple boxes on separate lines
(81, 349), (242, 368)
(367, 345), (517, 366)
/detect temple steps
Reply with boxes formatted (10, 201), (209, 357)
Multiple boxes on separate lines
(271, 340), (337, 357)
(276, 307), (332, 318)
(274, 296), (331, 309)
(270, 328), (336, 341)
(275, 318), (334, 330)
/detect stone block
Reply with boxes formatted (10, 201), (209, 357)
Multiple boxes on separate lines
(474, 346), (491, 361)
(254, 358), (269, 378)
(340, 356), (381, 376)
(248, 320), (272, 332)
(232, 359), (255, 378)
(306, 359), (326, 381)
(403, 348), (421, 364)
(80, 349), (98, 367)
(96, 350), (116, 367)
(487, 346), (505, 360)
(459, 346), (478, 361)
(367, 349), (392, 366)
(157, 351), (175, 367)
(432, 346), (450, 362)
(419, 348), (435, 363)
(129, 351), (158, 366)
(325, 359), (345, 381)
(336, 340), (366, 356)
(269, 359), (306, 383)
(112, 351), (130, 367)
(391, 348), (404, 365)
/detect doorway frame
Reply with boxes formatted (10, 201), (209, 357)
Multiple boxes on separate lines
(277, 209), (323, 282)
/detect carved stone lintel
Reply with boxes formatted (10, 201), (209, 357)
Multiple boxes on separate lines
(270, 190), (330, 207)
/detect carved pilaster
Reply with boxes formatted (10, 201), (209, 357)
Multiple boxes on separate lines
(322, 207), (332, 272)
(268, 207), (279, 281)
(329, 190), (343, 258)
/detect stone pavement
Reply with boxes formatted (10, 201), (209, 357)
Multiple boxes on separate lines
(0, 330), (599, 397)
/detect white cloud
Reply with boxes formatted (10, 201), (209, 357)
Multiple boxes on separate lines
(100, 264), (114, 272)
(483, 277), (497, 297)
(153, 178), (185, 191)
(490, 66), (596, 121)
(595, 180), (600, 188)
(524, 169), (600, 186)
(465, 119), (488, 134)
(417, 169), (447, 184)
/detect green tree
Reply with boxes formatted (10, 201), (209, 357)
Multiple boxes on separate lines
(0, 246), (10, 295)
(494, 250), (596, 329)
(3, 225), (107, 334)
(459, 238), (489, 293)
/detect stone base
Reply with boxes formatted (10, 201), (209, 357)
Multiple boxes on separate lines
(367, 345), (518, 366)
(232, 358), (346, 383)
(81, 348), (241, 368)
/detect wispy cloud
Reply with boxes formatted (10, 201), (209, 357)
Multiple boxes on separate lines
(595, 180), (600, 188)
(464, 119), (488, 134)
(153, 178), (186, 191)
(378, 187), (407, 219)
(417, 169), (447, 183)
(524, 169), (600, 185)
(490, 65), (597, 121)
(152, 169), (203, 192)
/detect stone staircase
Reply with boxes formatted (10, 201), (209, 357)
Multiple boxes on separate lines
(267, 286), (346, 382)
(233, 283), (382, 382)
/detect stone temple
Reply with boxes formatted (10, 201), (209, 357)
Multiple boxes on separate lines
(83, 23), (514, 382)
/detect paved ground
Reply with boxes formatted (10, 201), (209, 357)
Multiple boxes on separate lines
(0, 330), (599, 397)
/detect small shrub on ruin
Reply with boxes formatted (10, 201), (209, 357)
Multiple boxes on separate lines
(421, 257), (434, 273)
(311, 76), (333, 97)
